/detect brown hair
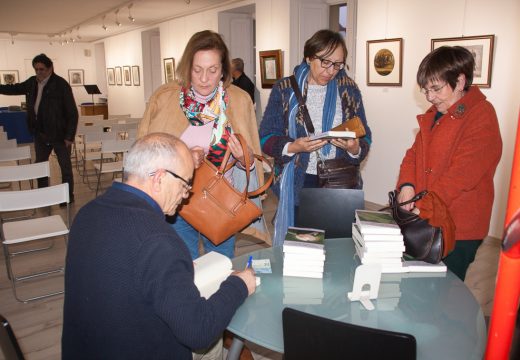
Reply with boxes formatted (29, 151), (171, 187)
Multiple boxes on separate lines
(176, 30), (232, 88)
(417, 46), (474, 91)
(303, 29), (347, 64)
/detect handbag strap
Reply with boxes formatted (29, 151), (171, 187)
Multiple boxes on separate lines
(289, 75), (315, 134)
(380, 190), (428, 211)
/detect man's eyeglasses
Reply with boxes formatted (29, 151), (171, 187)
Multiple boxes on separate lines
(149, 169), (192, 191)
(313, 56), (345, 71)
(420, 83), (448, 95)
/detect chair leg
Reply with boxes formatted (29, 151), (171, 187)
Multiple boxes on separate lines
(223, 330), (254, 360)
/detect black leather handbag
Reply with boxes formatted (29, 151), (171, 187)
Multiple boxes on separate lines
(386, 190), (454, 264)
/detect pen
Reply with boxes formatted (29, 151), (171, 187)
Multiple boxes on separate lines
(245, 255), (253, 270)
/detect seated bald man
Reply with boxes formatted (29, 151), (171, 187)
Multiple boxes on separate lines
(62, 132), (256, 359)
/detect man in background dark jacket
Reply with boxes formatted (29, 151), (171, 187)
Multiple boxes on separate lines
(0, 53), (78, 202)
(231, 58), (255, 104)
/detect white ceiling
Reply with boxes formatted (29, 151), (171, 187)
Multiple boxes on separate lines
(0, 0), (243, 43)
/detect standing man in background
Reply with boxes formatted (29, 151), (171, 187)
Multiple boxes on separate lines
(231, 58), (256, 104)
(0, 53), (78, 204)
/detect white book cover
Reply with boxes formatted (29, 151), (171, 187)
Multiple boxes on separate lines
(403, 260), (447, 273)
(193, 251), (233, 299)
(352, 231), (405, 253)
(283, 241), (325, 255)
(352, 223), (404, 242)
(310, 130), (356, 140)
(283, 252), (327, 261)
(283, 262), (325, 273)
(283, 268), (324, 279)
(355, 210), (401, 235)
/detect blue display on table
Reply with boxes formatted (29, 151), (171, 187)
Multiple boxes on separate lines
(0, 110), (33, 143)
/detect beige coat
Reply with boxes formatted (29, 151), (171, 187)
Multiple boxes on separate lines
(138, 82), (269, 243)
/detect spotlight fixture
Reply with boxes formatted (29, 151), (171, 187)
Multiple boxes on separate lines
(128, 3), (135, 22)
(102, 15), (108, 30)
(115, 9), (122, 27)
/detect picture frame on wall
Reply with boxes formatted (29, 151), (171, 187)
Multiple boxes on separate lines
(431, 34), (495, 87)
(123, 66), (132, 86)
(132, 65), (140, 86)
(163, 58), (175, 83)
(68, 69), (84, 86)
(0, 70), (19, 85)
(115, 66), (122, 86)
(259, 50), (282, 89)
(366, 38), (403, 86)
(106, 68), (115, 86)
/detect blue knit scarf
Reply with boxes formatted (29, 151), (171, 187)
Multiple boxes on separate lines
(272, 61), (338, 246)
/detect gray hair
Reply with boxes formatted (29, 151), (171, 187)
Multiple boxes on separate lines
(123, 133), (182, 182)
(232, 58), (244, 72)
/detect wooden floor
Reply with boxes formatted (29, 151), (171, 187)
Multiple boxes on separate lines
(0, 150), (501, 360)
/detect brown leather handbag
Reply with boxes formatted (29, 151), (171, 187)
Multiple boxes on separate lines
(178, 134), (273, 245)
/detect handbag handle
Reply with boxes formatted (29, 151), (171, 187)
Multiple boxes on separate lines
(216, 133), (274, 198)
(289, 75), (315, 134)
(379, 190), (428, 211)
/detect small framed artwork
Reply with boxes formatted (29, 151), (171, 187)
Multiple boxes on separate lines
(115, 66), (122, 86)
(132, 65), (140, 86)
(68, 69), (84, 86)
(431, 35), (495, 87)
(163, 58), (175, 83)
(259, 50), (283, 88)
(0, 70), (19, 85)
(123, 66), (132, 86)
(366, 38), (403, 86)
(106, 68), (115, 86)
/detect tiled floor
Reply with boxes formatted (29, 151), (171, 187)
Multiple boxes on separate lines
(0, 149), (501, 360)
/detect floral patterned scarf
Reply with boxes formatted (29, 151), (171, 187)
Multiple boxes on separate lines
(180, 81), (232, 167)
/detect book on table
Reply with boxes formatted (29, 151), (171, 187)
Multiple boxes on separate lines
(355, 209), (401, 235)
(310, 130), (356, 141)
(352, 223), (403, 242)
(283, 226), (325, 255)
(193, 251), (233, 299)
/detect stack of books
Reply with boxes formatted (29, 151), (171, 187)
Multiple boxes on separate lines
(352, 210), (405, 273)
(282, 227), (326, 279)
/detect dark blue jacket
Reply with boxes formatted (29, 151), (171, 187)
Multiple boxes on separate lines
(62, 183), (248, 359)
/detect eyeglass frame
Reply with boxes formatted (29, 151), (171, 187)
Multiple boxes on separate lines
(312, 56), (345, 71)
(149, 169), (192, 191)
(420, 82), (448, 95)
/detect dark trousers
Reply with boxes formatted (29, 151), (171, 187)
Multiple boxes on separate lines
(34, 133), (74, 200)
(443, 239), (482, 281)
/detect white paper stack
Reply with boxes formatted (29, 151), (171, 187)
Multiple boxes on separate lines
(283, 227), (326, 279)
(352, 210), (405, 273)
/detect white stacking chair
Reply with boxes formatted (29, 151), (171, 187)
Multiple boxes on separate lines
(108, 114), (131, 120)
(82, 131), (117, 188)
(110, 122), (138, 140)
(0, 161), (49, 192)
(0, 132), (7, 141)
(0, 183), (69, 303)
(0, 145), (31, 165)
(78, 114), (104, 124)
(93, 139), (134, 195)
(0, 139), (17, 148)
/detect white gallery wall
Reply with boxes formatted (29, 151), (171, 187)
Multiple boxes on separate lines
(356, 0), (520, 237)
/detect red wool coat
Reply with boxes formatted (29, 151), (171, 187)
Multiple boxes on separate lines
(398, 86), (502, 240)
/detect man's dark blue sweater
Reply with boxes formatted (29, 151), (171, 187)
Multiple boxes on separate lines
(62, 182), (248, 359)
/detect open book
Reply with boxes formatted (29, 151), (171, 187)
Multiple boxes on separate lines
(310, 130), (356, 141)
(193, 251), (233, 299)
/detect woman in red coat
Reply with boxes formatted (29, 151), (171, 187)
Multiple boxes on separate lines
(397, 46), (502, 280)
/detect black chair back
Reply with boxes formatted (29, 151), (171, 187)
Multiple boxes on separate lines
(282, 307), (416, 360)
(0, 314), (25, 360)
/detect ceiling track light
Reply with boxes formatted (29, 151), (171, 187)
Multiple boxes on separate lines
(128, 3), (135, 22)
(115, 9), (122, 27)
(102, 15), (108, 31)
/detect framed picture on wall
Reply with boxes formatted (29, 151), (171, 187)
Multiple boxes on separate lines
(132, 65), (140, 86)
(259, 50), (282, 88)
(366, 38), (403, 86)
(68, 69), (84, 86)
(106, 68), (115, 85)
(123, 66), (132, 86)
(115, 66), (122, 86)
(431, 35), (495, 87)
(0, 70), (19, 85)
(163, 58), (175, 83)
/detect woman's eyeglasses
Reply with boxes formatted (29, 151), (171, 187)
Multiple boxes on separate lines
(420, 83), (448, 95)
(149, 169), (192, 192)
(313, 56), (345, 71)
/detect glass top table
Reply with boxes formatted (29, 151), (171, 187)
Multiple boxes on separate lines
(228, 238), (486, 360)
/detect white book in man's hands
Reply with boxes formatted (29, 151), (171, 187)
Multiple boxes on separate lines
(193, 251), (233, 299)
(310, 130), (356, 140)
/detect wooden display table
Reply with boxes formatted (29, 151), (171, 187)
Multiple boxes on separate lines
(80, 103), (108, 119)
